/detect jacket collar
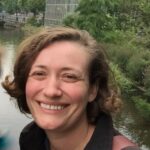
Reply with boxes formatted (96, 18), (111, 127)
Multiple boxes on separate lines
(85, 113), (113, 150)
(20, 113), (113, 150)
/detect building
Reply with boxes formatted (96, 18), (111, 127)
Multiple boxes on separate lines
(44, 0), (78, 26)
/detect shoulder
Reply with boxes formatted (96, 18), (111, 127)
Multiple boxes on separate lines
(20, 121), (42, 139)
(21, 121), (43, 132)
(113, 135), (141, 150)
(19, 121), (46, 150)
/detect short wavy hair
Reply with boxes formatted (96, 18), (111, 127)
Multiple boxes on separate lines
(2, 26), (121, 124)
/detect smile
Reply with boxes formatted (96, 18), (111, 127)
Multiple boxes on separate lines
(40, 103), (65, 110)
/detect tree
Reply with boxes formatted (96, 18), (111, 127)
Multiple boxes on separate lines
(2, 0), (46, 25)
(26, 0), (46, 16)
(2, 0), (45, 16)
(0, 0), (4, 11)
(18, 0), (29, 14)
(64, 0), (118, 40)
(64, 0), (150, 39)
(3, 0), (19, 14)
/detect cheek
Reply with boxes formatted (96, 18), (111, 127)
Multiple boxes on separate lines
(65, 84), (89, 103)
(25, 79), (38, 99)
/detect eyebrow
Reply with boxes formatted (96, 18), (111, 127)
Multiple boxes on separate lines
(60, 67), (82, 74)
(34, 65), (80, 72)
(32, 65), (47, 69)
(32, 65), (82, 73)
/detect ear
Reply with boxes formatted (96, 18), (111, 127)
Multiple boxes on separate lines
(88, 84), (98, 102)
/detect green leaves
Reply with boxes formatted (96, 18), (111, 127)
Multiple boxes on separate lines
(64, 0), (117, 40)
(64, 0), (150, 41)
(2, 0), (46, 15)
(2, 0), (19, 13)
(109, 62), (133, 94)
(132, 96), (150, 120)
(26, 0), (45, 16)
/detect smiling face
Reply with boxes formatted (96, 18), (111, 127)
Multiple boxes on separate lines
(25, 41), (97, 132)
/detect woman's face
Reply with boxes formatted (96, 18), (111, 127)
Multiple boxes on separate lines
(25, 41), (97, 132)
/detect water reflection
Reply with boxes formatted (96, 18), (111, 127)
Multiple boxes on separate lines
(0, 28), (24, 45)
(114, 98), (150, 150)
(0, 28), (31, 150)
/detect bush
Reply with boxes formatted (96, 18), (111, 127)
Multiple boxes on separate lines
(126, 52), (150, 84)
(103, 30), (125, 43)
(132, 96), (150, 121)
(134, 27), (150, 49)
(107, 44), (136, 72)
(26, 16), (42, 27)
(144, 66), (150, 100)
(21, 24), (43, 36)
(109, 62), (134, 94)
(63, 0), (117, 41)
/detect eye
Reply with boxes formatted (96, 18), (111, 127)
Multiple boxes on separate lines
(29, 71), (46, 80)
(61, 73), (79, 83)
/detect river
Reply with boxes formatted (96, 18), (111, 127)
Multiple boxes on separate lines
(0, 28), (149, 150)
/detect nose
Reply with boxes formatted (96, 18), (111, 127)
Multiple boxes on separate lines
(43, 76), (62, 99)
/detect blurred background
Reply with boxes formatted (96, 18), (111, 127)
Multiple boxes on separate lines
(0, 0), (149, 149)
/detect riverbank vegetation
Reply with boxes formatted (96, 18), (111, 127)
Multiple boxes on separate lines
(63, 0), (150, 120)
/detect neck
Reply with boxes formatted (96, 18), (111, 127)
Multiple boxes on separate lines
(45, 118), (95, 150)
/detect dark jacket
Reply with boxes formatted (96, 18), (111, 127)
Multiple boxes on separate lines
(19, 113), (141, 150)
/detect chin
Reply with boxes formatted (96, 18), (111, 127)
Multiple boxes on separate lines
(35, 117), (63, 131)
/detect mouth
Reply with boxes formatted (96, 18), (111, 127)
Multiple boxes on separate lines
(40, 102), (68, 111)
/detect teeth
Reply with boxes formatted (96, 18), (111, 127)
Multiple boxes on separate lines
(40, 103), (64, 110)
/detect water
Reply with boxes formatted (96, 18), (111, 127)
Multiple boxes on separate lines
(0, 28), (149, 150)
(0, 28), (31, 150)
(114, 99), (150, 150)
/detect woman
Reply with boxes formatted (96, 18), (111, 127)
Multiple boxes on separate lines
(2, 27), (140, 150)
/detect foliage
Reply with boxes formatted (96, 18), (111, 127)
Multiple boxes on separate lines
(21, 24), (42, 36)
(2, 0), (45, 27)
(64, 0), (150, 42)
(64, 0), (117, 40)
(18, 0), (29, 13)
(144, 66), (150, 100)
(134, 27), (150, 49)
(26, 16), (43, 26)
(107, 43), (136, 71)
(0, 0), (4, 11)
(107, 42), (150, 101)
(102, 30), (126, 44)
(2, 0), (46, 16)
(2, 0), (19, 14)
(114, 0), (150, 30)
(25, 0), (46, 16)
(132, 96), (150, 120)
(109, 62), (133, 94)
(126, 51), (150, 84)
(106, 30), (141, 68)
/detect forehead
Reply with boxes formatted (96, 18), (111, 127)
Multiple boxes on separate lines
(31, 41), (91, 71)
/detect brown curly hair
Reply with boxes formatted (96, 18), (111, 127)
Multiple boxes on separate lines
(2, 26), (122, 124)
